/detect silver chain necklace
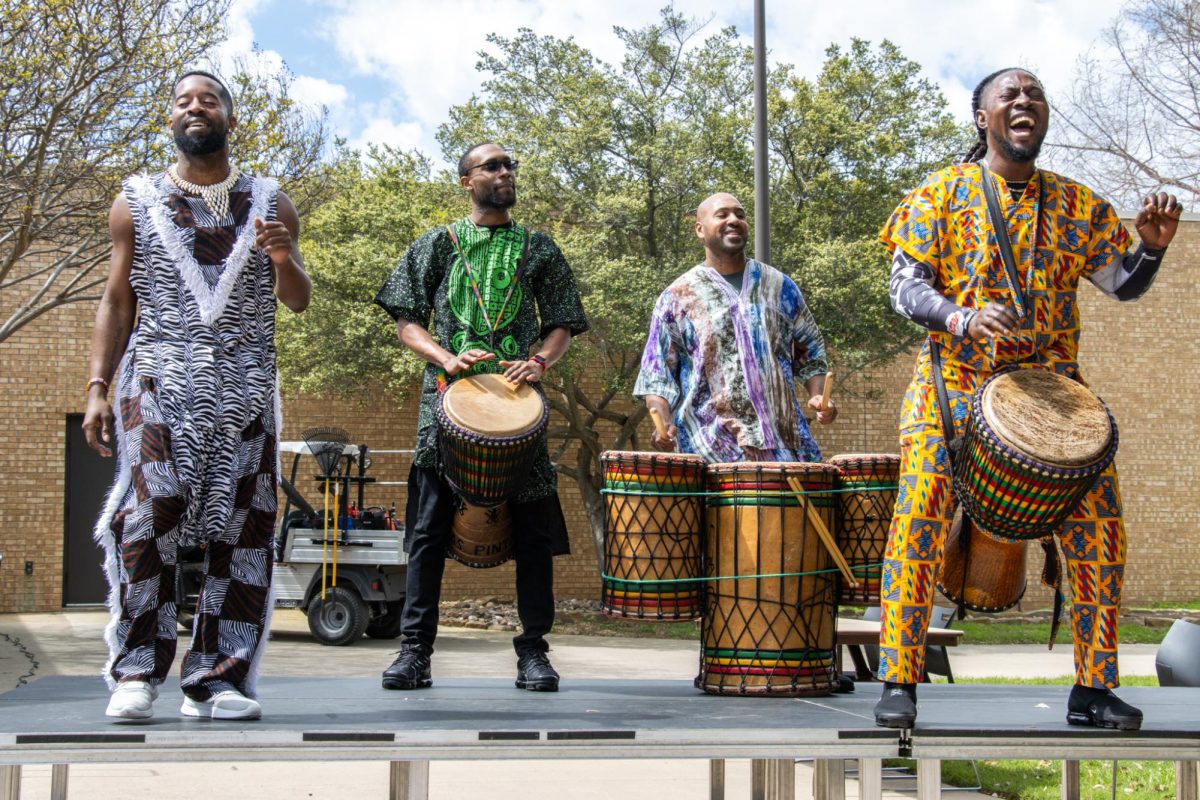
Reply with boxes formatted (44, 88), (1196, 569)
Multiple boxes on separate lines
(166, 164), (242, 220)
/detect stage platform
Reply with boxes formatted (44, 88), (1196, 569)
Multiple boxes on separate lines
(1, 677), (1198, 799)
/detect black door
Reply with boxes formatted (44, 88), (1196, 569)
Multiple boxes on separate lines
(63, 414), (116, 606)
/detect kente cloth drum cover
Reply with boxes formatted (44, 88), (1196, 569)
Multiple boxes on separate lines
(437, 373), (549, 507)
(937, 507), (1027, 613)
(827, 454), (900, 604)
(448, 495), (514, 569)
(954, 367), (1118, 541)
(600, 451), (705, 621)
(699, 462), (839, 696)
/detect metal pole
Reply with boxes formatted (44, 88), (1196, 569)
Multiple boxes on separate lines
(753, 0), (771, 265)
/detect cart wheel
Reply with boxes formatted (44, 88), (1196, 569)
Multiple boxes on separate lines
(366, 600), (404, 640)
(307, 586), (369, 646)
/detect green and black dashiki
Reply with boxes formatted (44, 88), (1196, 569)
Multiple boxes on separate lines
(374, 219), (589, 503)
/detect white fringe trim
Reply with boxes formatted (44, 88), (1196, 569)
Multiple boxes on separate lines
(94, 361), (134, 691)
(128, 173), (278, 326)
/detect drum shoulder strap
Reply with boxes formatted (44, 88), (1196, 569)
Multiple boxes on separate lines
(978, 162), (1029, 318)
(929, 337), (960, 462)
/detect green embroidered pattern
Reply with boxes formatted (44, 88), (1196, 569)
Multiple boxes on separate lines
(446, 220), (525, 344)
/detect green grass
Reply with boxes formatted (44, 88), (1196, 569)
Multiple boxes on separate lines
(553, 612), (1171, 645)
(955, 620), (1167, 645)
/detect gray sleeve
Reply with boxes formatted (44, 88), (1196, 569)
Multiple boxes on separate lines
(1086, 243), (1166, 301)
(889, 249), (975, 336)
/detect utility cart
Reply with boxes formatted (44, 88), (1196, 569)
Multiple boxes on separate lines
(178, 441), (412, 646)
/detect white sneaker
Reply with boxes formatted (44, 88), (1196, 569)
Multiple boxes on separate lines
(181, 690), (262, 720)
(105, 681), (158, 719)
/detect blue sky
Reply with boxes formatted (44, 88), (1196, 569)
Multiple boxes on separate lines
(219, 0), (1126, 169)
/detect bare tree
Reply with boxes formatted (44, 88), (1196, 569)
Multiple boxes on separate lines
(1052, 0), (1200, 206)
(0, 0), (332, 342)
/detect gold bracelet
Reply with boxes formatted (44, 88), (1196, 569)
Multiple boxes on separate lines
(85, 377), (109, 397)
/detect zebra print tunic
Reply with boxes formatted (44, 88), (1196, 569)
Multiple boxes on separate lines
(103, 171), (281, 546)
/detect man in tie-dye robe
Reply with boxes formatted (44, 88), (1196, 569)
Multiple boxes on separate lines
(873, 68), (1182, 732)
(635, 192), (835, 462)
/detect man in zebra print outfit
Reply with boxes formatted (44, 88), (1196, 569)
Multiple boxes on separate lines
(83, 72), (311, 720)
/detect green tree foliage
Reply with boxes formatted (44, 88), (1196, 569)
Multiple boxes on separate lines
(0, 0), (334, 341)
(768, 39), (964, 373)
(278, 10), (963, 557)
(277, 148), (460, 398)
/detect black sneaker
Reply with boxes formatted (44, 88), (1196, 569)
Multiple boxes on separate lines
(382, 646), (432, 690)
(516, 649), (560, 692)
(874, 682), (917, 728)
(1067, 685), (1143, 730)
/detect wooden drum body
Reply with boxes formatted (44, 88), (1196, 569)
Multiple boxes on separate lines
(449, 497), (514, 568)
(955, 368), (1118, 541)
(828, 454), (899, 604)
(699, 462), (839, 697)
(600, 451), (705, 621)
(937, 508), (1027, 613)
(437, 373), (549, 508)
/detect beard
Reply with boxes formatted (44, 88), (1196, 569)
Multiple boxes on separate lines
(172, 122), (228, 156)
(997, 132), (1043, 163)
(477, 184), (517, 210)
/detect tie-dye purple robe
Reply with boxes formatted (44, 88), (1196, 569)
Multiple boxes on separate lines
(634, 260), (828, 463)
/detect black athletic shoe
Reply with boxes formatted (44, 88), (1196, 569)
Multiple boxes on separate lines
(382, 646), (433, 690)
(516, 649), (560, 692)
(1067, 685), (1143, 730)
(874, 682), (917, 728)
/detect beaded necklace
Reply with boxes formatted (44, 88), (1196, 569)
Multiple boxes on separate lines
(166, 164), (242, 220)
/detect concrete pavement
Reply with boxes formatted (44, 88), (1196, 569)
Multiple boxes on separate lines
(0, 609), (1163, 799)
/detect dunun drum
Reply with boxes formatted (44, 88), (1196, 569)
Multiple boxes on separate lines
(437, 373), (549, 507)
(937, 508), (1027, 613)
(600, 451), (705, 621)
(448, 496), (514, 569)
(828, 454), (900, 604)
(955, 367), (1118, 541)
(699, 462), (839, 696)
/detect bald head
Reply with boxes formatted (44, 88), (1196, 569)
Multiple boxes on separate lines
(696, 193), (743, 221)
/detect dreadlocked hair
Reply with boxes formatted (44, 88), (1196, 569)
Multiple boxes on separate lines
(964, 67), (1035, 163)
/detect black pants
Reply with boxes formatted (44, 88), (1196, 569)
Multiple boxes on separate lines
(401, 466), (558, 653)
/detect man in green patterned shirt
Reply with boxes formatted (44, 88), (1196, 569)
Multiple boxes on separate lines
(374, 143), (588, 693)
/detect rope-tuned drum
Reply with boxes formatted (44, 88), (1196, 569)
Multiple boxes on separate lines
(828, 453), (900, 604)
(600, 451), (706, 620)
(954, 367), (1118, 541)
(698, 462), (839, 697)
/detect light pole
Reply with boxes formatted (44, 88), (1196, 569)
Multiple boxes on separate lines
(753, 0), (770, 265)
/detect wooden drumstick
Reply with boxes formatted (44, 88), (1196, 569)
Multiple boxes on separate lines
(820, 371), (833, 412)
(786, 475), (858, 587)
(648, 407), (669, 439)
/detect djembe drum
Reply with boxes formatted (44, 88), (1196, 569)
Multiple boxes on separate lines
(955, 367), (1118, 541)
(600, 451), (706, 620)
(437, 373), (548, 567)
(699, 462), (839, 696)
(828, 453), (900, 604)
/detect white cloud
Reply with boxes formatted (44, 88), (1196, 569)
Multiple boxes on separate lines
(351, 118), (426, 154)
(291, 75), (350, 111)
(222, 0), (1128, 167)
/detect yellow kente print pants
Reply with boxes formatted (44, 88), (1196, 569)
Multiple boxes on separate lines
(878, 386), (1126, 690)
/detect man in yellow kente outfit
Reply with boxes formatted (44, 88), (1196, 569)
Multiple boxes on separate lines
(874, 67), (1182, 730)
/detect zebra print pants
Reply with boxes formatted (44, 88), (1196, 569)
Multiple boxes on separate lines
(106, 377), (277, 701)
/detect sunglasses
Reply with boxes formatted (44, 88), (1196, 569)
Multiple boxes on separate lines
(465, 159), (519, 175)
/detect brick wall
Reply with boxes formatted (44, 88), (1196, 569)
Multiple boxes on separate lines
(1, 216), (1197, 612)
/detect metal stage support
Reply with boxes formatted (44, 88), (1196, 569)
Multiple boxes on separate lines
(3, 679), (1199, 800)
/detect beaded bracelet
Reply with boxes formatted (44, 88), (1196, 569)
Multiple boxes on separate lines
(85, 377), (109, 397)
